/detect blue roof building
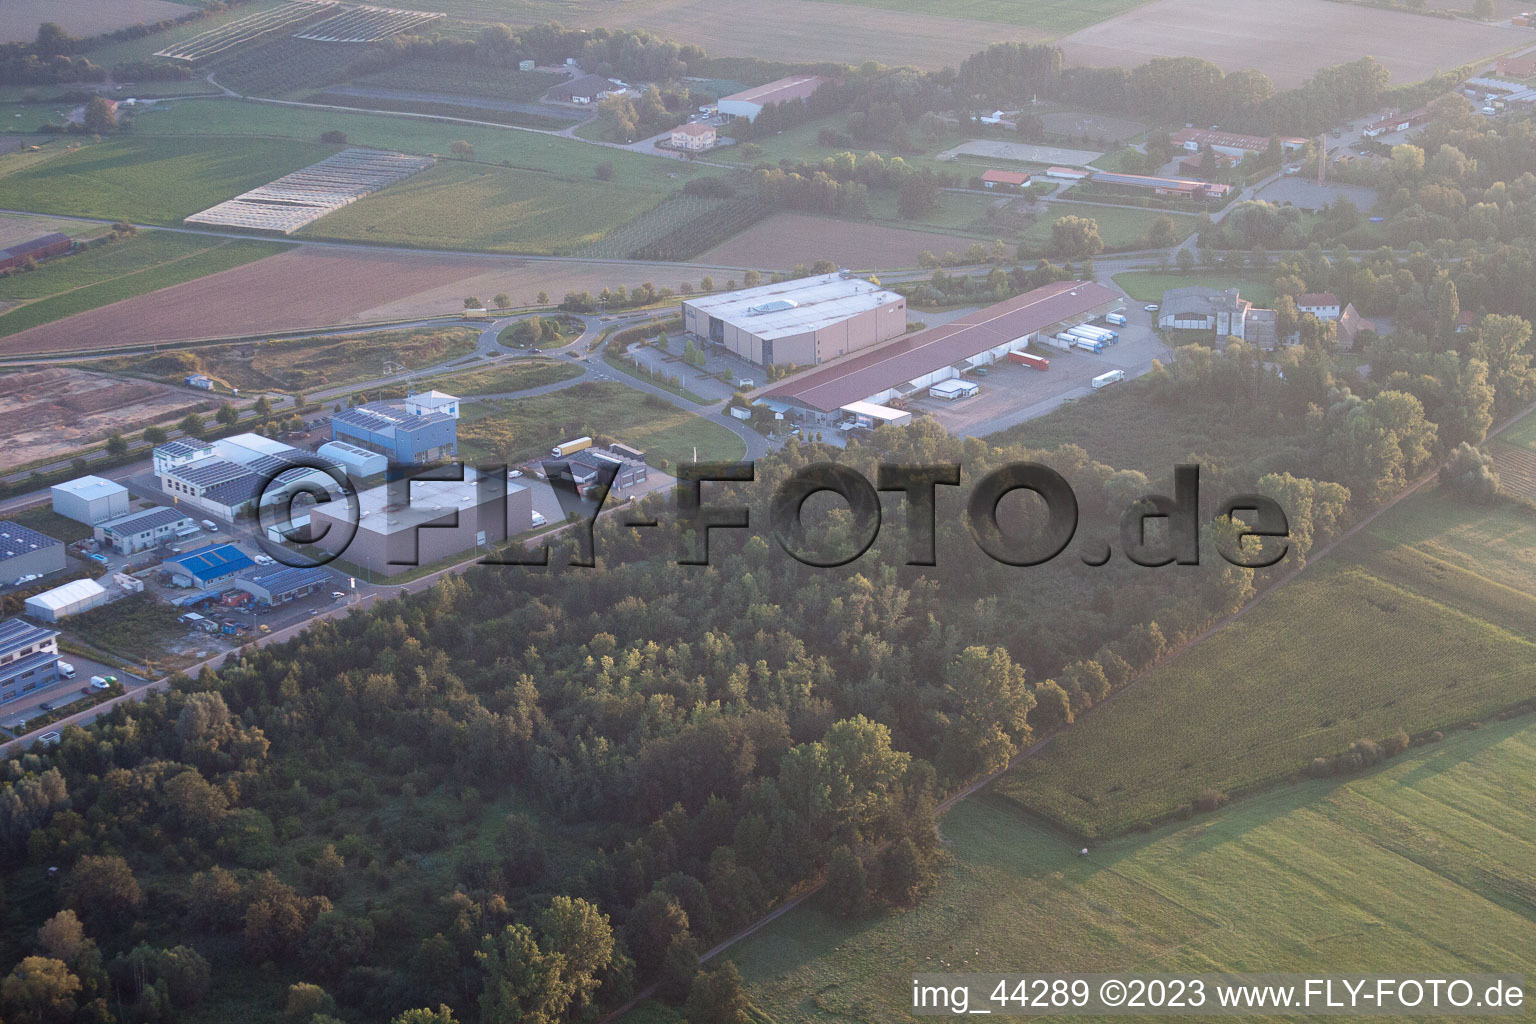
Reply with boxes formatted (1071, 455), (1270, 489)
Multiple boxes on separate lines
(162, 543), (255, 590)
(331, 392), (458, 464)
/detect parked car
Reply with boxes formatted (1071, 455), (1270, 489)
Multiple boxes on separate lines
(531, 512), (547, 528)
(509, 469), (524, 478)
(81, 686), (94, 696)
(1144, 304), (1159, 311)
(38, 703), (53, 712)
(331, 591), (346, 600)
(253, 554), (275, 566)
(37, 731), (61, 747)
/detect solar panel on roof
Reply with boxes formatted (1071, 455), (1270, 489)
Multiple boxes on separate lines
(0, 521), (62, 561)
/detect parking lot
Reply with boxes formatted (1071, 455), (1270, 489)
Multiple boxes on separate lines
(0, 652), (144, 736)
(916, 309), (1168, 437)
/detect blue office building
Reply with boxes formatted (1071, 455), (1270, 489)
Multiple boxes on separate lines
(331, 390), (459, 464)
(0, 617), (60, 704)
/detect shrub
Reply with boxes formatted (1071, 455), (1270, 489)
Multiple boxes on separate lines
(1193, 789), (1228, 813)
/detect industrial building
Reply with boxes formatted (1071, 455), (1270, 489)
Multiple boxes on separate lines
(545, 74), (627, 104)
(162, 544), (256, 592)
(305, 469), (533, 577)
(0, 618), (60, 703)
(52, 476), (130, 525)
(762, 280), (1121, 421)
(235, 565), (336, 607)
(0, 521), (67, 583)
(1169, 128), (1308, 158)
(1158, 287), (1277, 347)
(317, 440), (389, 479)
(330, 391), (459, 464)
(95, 507), (196, 555)
(681, 273), (908, 368)
(718, 76), (830, 121)
(1089, 171), (1233, 201)
(0, 233), (71, 272)
(156, 434), (344, 520)
(25, 578), (110, 622)
(552, 449), (648, 498)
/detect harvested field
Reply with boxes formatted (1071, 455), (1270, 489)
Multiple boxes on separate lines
(0, 249), (706, 355)
(938, 139), (1104, 167)
(1060, 0), (1525, 89)
(1489, 440), (1536, 502)
(401, 0), (1051, 70)
(0, 367), (205, 465)
(697, 213), (994, 271)
(0, 0), (196, 45)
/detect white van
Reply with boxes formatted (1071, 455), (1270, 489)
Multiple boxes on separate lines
(201, 519), (218, 532)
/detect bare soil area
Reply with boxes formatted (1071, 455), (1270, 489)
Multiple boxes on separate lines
(0, 367), (204, 466)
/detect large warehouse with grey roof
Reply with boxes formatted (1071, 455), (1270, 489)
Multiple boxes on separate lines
(682, 273), (908, 368)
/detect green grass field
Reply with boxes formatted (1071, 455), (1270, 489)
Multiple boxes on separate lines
(628, 713), (1536, 1023)
(130, 99), (695, 184)
(988, 376), (1282, 477)
(1019, 204), (1197, 257)
(298, 160), (667, 254)
(0, 232), (285, 338)
(997, 480), (1536, 837)
(1114, 270), (1277, 305)
(458, 380), (744, 468)
(0, 136), (335, 224)
(416, 358), (582, 396)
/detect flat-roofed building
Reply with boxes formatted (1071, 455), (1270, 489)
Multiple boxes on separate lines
(0, 521), (66, 583)
(94, 506), (196, 554)
(1169, 128), (1307, 158)
(236, 565), (336, 606)
(763, 280), (1120, 421)
(718, 76), (830, 121)
(682, 273), (907, 368)
(51, 476), (130, 525)
(1158, 286), (1277, 347)
(0, 618), (60, 703)
(162, 543), (255, 592)
(305, 469), (534, 577)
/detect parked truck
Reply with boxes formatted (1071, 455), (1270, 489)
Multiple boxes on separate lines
(1105, 312), (1128, 327)
(1008, 351), (1050, 370)
(1069, 325), (1118, 344)
(1049, 333), (1080, 350)
(551, 436), (594, 458)
(1075, 337), (1105, 354)
(1092, 369), (1126, 389)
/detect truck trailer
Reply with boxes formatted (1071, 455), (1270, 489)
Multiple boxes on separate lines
(1075, 337), (1105, 354)
(1046, 333), (1078, 351)
(1008, 351), (1050, 370)
(1069, 325), (1118, 344)
(552, 436), (594, 458)
(1105, 312), (1128, 327)
(1092, 369), (1126, 389)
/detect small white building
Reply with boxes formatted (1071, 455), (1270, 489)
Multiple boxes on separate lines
(25, 577), (110, 622)
(929, 379), (979, 401)
(1296, 292), (1342, 320)
(317, 440), (388, 479)
(840, 400), (912, 429)
(405, 390), (460, 419)
(51, 476), (130, 525)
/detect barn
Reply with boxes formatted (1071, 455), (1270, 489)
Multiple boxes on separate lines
(0, 233), (71, 272)
(718, 76), (831, 122)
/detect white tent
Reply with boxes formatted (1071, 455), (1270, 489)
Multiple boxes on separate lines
(25, 578), (109, 622)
